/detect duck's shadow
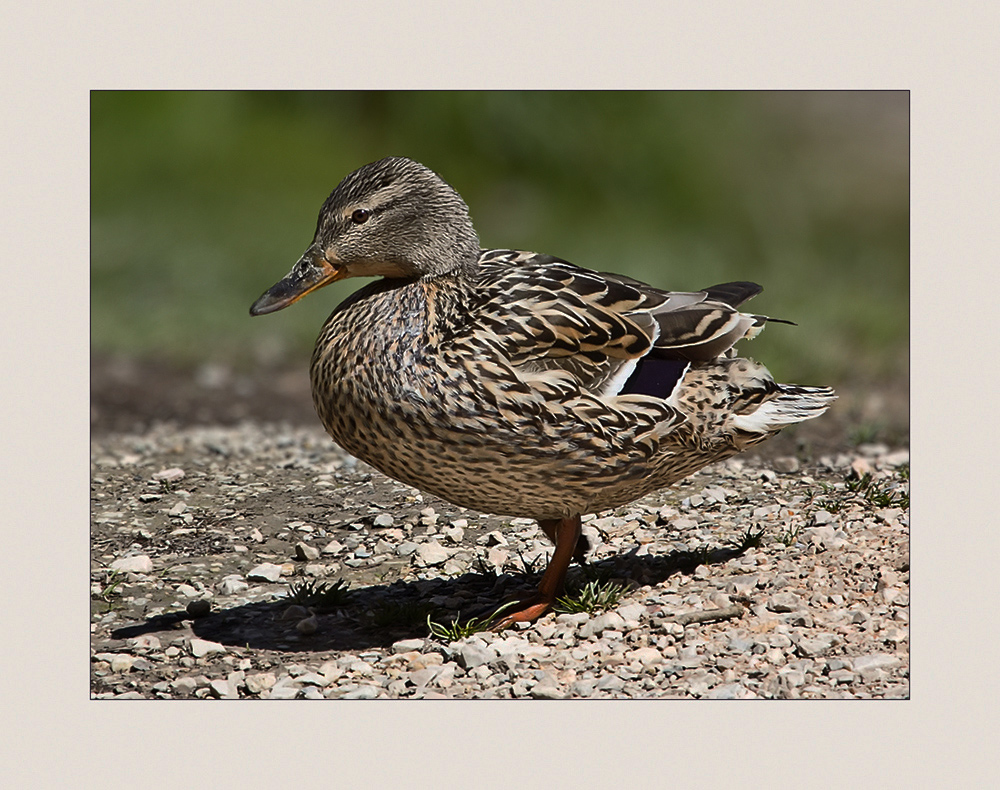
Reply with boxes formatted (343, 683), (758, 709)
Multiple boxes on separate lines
(111, 542), (751, 653)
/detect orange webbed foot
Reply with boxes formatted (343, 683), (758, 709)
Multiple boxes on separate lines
(488, 595), (555, 632)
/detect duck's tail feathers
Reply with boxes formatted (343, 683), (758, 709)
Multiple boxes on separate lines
(731, 385), (836, 434)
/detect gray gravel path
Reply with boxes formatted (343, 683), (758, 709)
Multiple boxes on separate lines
(91, 422), (909, 699)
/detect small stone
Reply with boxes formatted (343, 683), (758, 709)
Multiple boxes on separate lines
(616, 603), (645, 623)
(392, 638), (425, 654)
(244, 673), (276, 694)
(701, 486), (729, 503)
(296, 615), (319, 635)
(209, 679), (236, 699)
(110, 555), (153, 574)
(189, 638), (226, 658)
(416, 541), (451, 566)
(129, 635), (161, 651)
(579, 611), (626, 638)
(268, 685), (300, 700)
(875, 508), (903, 524)
(458, 643), (495, 669)
(322, 540), (345, 555)
(295, 542), (320, 561)
(626, 647), (664, 667)
(767, 592), (801, 613)
(373, 513), (394, 528)
(484, 530), (508, 546)
(185, 599), (211, 618)
(434, 664), (457, 689)
(396, 542), (419, 556)
(530, 685), (564, 700)
(409, 666), (441, 688)
(883, 627), (908, 644)
(247, 563), (282, 582)
(774, 456), (800, 474)
(850, 457), (874, 478)
(705, 683), (753, 699)
(677, 647), (704, 668)
(342, 685), (379, 700)
(153, 467), (185, 482)
(171, 676), (199, 694)
(724, 574), (760, 595)
(110, 654), (135, 673)
(853, 653), (901, 679)
(829, 669), (856, 685)
(176, 583), (199, 598)
(217, 575), (248, 595)
(487, 546), (508, 570)
(570, 679), (597, 697)
(595, 674), (625, 692)
(727, 635), (754, 652)
(796, 634), (838, 657)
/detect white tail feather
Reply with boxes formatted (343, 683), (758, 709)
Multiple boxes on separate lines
(731, 387), (836, 434)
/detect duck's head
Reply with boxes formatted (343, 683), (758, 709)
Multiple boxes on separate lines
(250, 157), (479, 316)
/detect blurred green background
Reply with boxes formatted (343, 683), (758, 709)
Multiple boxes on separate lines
(91, 91), (908, 391)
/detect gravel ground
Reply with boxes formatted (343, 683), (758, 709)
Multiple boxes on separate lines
(90, 419), (909, 700)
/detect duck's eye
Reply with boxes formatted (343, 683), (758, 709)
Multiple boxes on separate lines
(350, 208), (371, 225)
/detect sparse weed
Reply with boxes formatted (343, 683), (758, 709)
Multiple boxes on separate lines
(734, 526), (764, 551)
(553, 579), (629, 614)
(846, 472), (873, 493)
(426, 601), (520, 640)
(846, 472), (909, 509)
(516, 550), (548, 576)
(285, 578), (351, 610)
(95, 569), (125, 609)
(776, 525), (801, 546)
(473, 552), (500, 577)
(817, 497), (844, 514)
(689, 544), (713, 566)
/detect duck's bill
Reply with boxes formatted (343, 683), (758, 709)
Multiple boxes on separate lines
(249, 252), (345, 316)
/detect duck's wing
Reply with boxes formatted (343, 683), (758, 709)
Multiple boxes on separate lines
(472, 250), (770, 400)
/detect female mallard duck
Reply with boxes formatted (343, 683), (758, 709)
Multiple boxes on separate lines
(251, 156), (835, 629)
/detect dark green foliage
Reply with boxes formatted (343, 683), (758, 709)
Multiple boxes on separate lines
(284, 577), (351, 610)
(92, 91), (908, 386)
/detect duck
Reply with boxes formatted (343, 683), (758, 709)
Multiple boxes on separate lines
(250, 156), (835, 630)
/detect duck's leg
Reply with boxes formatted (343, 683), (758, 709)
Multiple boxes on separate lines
(539, 517), (590, 564)
(490, 515), (581, 631)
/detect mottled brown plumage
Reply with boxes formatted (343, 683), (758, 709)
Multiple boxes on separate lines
(251, 156), (835, 628)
